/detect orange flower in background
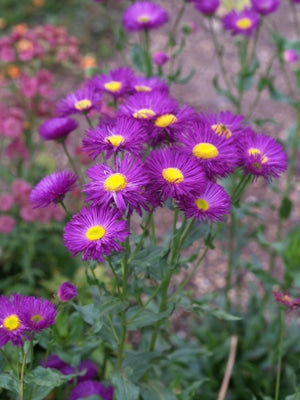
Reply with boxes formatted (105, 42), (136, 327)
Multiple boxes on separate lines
(12, 24), (28, 36)
(0, 18), (6, 30)
(7, 65), (21, 79)
(81, 54), (97, 70)
(16, 39), (34, 53)
(32, 0), (45, 6)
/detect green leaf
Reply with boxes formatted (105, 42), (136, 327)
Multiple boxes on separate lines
(123, 351), (163, 382)
(131, 43), (146, 73)
(141, 380), (177, 400)
(279, 196), (293, 219)
(111, 371), (140, 400)
(0, 372), (19, 394)
(213, 76), (237, 107)
(192, 302), (242, 321)
(176, 68), (195, 84)
(127, 304), (174, 330)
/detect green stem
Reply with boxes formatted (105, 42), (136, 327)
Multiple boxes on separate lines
(127, 283), (162, 324)
(61, 141), (84, 186)
(84, 113), (94, 129)
(143, 30), (153, 77)
(58, 200), (72, 219)
(274, 309), (284, 400)
(231, 174), (252, 206)
(19, 349), (28, 400)
(226, 212), (236, 310)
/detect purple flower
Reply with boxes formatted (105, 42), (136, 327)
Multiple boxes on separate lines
(0, 294), (28, 347)
(153, 51), (170, 66)
(237, 130), (287, 181)
(178, 182), (231, 223)
(57, 282), (78, 302)
(56, 86), (101, 116)
(84, 154), (151, 215)
(78, 360), (98, 382)
(251, 0), (280, 15)
(222, 9), (260, 36)
(273, 290), (300, 309)
(123, 1), (168, 32)
(177, 122), (239, 179)
(145, 148), (206, 202)
(68, 380), (114, 400)
(39, 117), (78, 141)
(88, 67), (135, 98)
(82, 117), (146, 159)
(21, 297), (57, 332)
(63, 206), (129, 262)
(133, 76), (169, 94)
(118, 91), (178, 121)
(30, 171), (77, 208)
(193, 0), (220, 15)
(284, 49), (299, 63)
(41, 354), (68, 369)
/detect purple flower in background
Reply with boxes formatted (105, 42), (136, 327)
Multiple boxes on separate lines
(193, 0), (220, 15)
(21, 297), (57, 332)
(123, 1), (168, 32)
(57, 282), (78, 302)
(30, 171), (77, 208)
(145, 148), (206, 202)
(251, 0), (280, 15)
(78, 360), (98, 382)
(284, 49), (299, 63)
(84, 154), (151, 215)
(63, 206), (129, 262)
(291, 0), (300, 3)
(82, 117), (146, 159)
(41, 354), (68, 369)
(238, 131), (287, 181)
(153, 51), (170, 66)
(222, 9), (260, 36)
(178, 182), (231, 223)
(89, 67), (135, 98)
(273, 290), (300, 309)
(133, 76), (169, 94)
(68, 380), (114, 400)
(0, 294), (28, 347)
(56, 86), (101, 116)
(39, 117), (78, 141)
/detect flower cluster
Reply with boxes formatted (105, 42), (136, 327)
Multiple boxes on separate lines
(0, 293), (56, 347)
(33, 63), (287, 263)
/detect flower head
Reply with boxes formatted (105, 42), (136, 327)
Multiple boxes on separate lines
(145, 148), (206, 202)
(82, 116), (146, 159)
(273, 290), (300, 309)
(68, 380), (114, 400)
(237, 130), (287, 181)
(78, 360), (98, 382)
(21, 297), (56, 332)
(251, 0), (280, 15)
(83, 154), (151, 215)
(193, 0), (220, 15)
(30, 171), (77, 208)
(123, 1), (168, 32)
(63, 206), (129, 262)
(222, 9), (260, 36)
(88, 67), (134, 98)
(284, 48), (299, 63)
(56, 86), (101, 116)
(57, 282), (78, 302)
(178, 181), (231, 223)
(153, 51), (170, 66)
(41, 354), (68, 369)
(132, 76), (169, 94)
(39, 117), (78, 141)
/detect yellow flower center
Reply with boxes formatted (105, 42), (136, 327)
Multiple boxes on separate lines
(162, 167), (184, 184)
(154, 114), (178, 128)
(104, 81), (122, 93)
(105, 135), (125, 147)
(211, 124), (232, 139)
(31, 314), (43, 322)
(138, 15), (150, 23)
(195, 198), (209, 211)
(3, 314), (20, 331)
(86, 225), (106, 241)
(134, 85), (151, 92)
(282, 294), (292, 302)
(236, 17), (252, 30)
(192, 143), (219, 159)
(133, 108), (155, 119)
(104, 173), (127, 192)
(74, 99), (92, 111)
(248, 147), (268, 164)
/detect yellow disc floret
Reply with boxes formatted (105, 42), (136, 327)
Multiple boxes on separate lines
(133, 108), (155, 119)
(192, 143), (219, 159)
(211, 124), (232, 139)
(86, 225), (106, 241)
(162, 168), (184, 184)
(104, 173), (127, 192)
(236, 17), (252, 30)
(155, 114), (178, 128)
(31, 314), (43, 322)
(104, 81), (122, 93)
(3, 314), (20, 331)
(134, 85), (151, 92)
(195, 198), (209, 211)
(138, 15), (150, 23)
(248, 147), (268, 163)
(74, 99), (92, 111)
(105, 135), (125, 147)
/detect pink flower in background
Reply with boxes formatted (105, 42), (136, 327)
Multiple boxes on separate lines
(4, 139), (29, 161)
(284, 49), (299, 63)
(0, 45), (15, 62)
(19, 74), (38, 98)
(153, 51), (170, 66)
(0, 193), (14, 212)
(0, 216), (15, 233)
(1, 116), (24, 139)
(11, 179), (32, 206)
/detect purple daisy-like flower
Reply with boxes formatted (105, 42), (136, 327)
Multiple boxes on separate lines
(21, 297), (56, 332)
(272, 290), (300, 309)
(78, 360), (98, 382)
(122, 1), (168, 32)
(68, 380), (114, 400)
(0, 294), (28, 347)
(118, 91), (178, 122)
(145, 148), (206, 202)
(82, 117), (146, 160)
(63, 206), (129, 262)
(39, 117), (78, 141)
(193, 0), (220, 15)
(222, 9), (260, 36)
(197, 110), (248, 141)
(41, 354), (68, 369)
(133, 76), (169, 95)
(57, 282), (78, 302)
(251, 0), (280, 15)
(153, 51), (170, 66)
(84, 154), (151, 215)
(178, 181), (231, 223)
(30, 171), (77, 208)
(56, 86), (101, 116)
(177, 122), (239, 179)
(237, 130), (287, 181)
(88, 67), (135, 99)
